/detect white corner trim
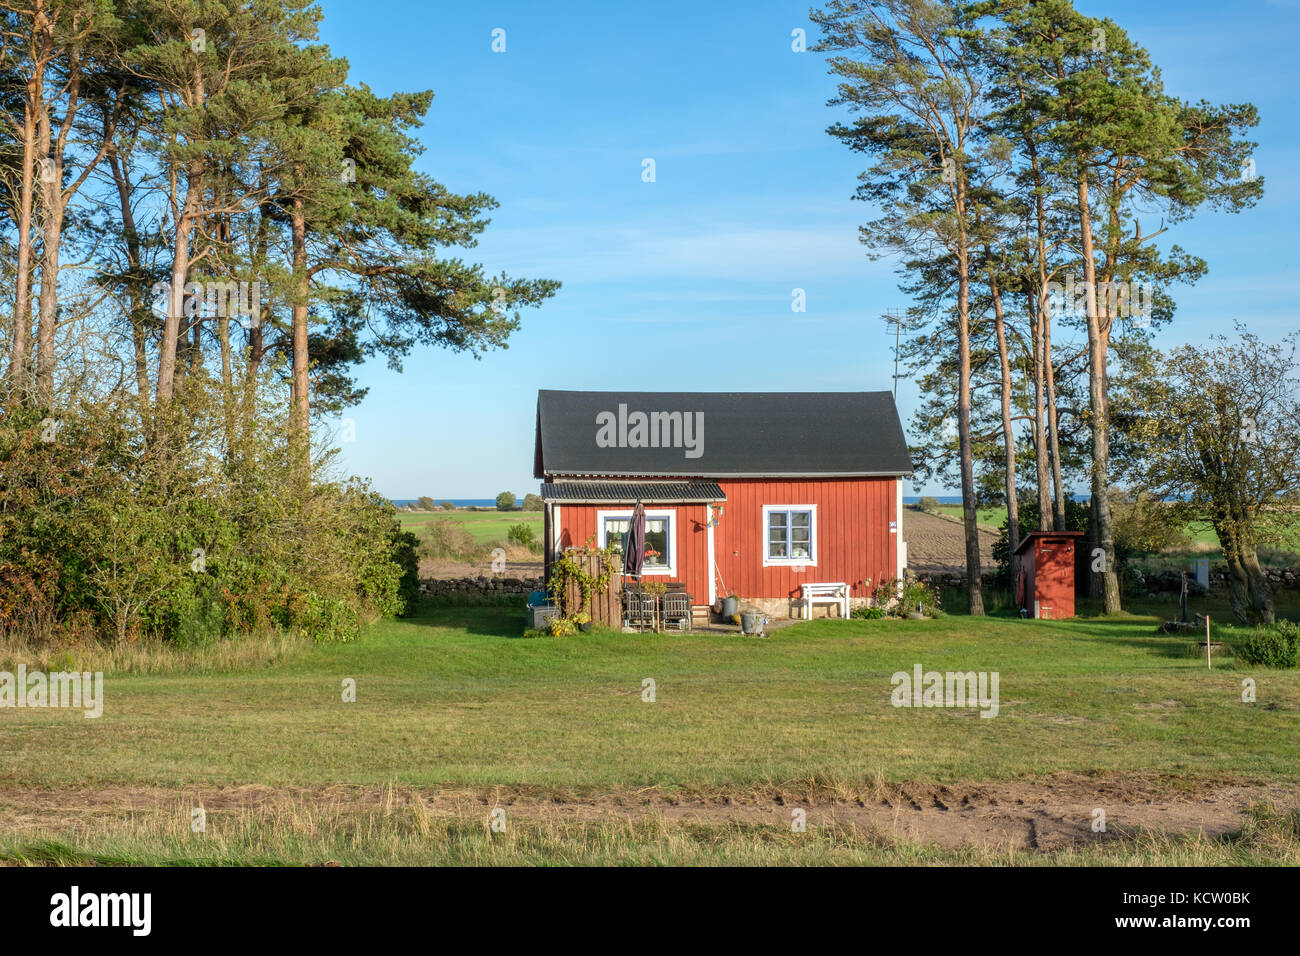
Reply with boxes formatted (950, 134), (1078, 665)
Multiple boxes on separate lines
(706, 508), (717, 605)
(552, 503), (562, 559)
(896, 478), (905, 580)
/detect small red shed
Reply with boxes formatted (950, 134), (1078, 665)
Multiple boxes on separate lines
(1014, 531), (1084, 620)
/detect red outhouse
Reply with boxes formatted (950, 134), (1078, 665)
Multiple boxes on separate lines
(1014, 531), (1084, 620)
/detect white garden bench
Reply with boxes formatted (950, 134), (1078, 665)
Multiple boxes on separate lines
(799, 582), (849, 620)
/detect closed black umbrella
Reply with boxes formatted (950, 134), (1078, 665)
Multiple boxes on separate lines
(623, 501), (646, 580)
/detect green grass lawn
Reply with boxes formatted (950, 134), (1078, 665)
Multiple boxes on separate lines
(930, 503), (1007, 529)
(4, 604), (1297, 791)
(398, 509), (543, 543)
(3, 602), (1297, 864)
(927, 505), (1300, 568)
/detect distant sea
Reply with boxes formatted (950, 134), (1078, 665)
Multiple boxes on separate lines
(392, 495), (962, 508)
(391, 498), (518, 508)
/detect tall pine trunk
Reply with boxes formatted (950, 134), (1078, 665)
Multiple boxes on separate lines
(289, 190), (311, 483)
(1030, 293), (1051, 530)
(6, 104), (38, 400)
(157, 170), (200, 404)
(1043, 305), (1066, 530)
(35, 139), (63, 407)
(991, 271), (1020, 589)
(108, 151), (152, 424)
(956, 205), (984, 615)
(1076, 172), (1121, 613)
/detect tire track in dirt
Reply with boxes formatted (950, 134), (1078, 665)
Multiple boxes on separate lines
(1, 772), (1291, 851)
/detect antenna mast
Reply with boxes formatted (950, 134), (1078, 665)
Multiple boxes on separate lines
(883, 309), (908, 400)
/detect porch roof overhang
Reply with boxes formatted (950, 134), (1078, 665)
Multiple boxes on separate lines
(540, 480), (725, 505)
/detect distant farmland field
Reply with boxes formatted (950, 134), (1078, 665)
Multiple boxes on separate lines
(399, 508), (543, 544)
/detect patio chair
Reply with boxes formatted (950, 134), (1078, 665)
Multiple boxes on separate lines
(623, 590), (658, 632)
(662, 591), (692, 631)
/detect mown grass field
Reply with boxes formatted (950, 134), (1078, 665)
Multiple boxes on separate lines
(926, 504), (1300, 567)
(2, 599), (1298, 864)
(398, 509), (543, 543)
(930, 503), (1222, 542)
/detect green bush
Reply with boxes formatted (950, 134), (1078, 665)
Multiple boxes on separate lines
(495, 491), (516, 511)
(507, 523), (536, 548)
(872, 578), (942, 618)
(1238, 621), (1300, 668)
(418, 519), (482, 562)
(521, 493), (543, 512)
(0, 386), (413, 647)
(851, 605), (886, 620)
(172, 591), (226, 650)
(440, 500), (457, 510)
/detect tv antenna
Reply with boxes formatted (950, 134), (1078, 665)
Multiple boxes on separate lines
(883, 309), (909, 400)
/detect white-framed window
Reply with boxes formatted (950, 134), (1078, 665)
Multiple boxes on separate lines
(597, 508), (676, 576)
(763, 504), (817, 566)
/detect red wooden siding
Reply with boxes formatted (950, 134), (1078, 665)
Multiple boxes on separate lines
(549, 477), (900, 607)
(714, 478), (898, 603)
(1018, 533), (1080, 619)
(553, 502), (711, 604)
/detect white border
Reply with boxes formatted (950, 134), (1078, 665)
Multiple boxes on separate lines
(762, 504), (817, 567)
(596, 508), (677, 576)
(896, 478), (905, 581)
(706, 507), (717, 604)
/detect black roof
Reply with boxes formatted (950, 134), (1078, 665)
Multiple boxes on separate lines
(534, 390), (912, 478)
(541, 481), (726, 503)
(1013, 530), (1085, 556)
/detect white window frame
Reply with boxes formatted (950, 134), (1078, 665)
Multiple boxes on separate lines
(762, 504), (818, 567)
(596, 508), (677, 576)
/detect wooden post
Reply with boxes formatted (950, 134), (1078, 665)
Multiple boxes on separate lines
(1206, 614), (1212, 670)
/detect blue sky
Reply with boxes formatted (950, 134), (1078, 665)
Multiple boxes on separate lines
(316, 0), (1300, 499)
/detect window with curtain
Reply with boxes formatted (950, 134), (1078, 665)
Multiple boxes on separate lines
(602, 515), (671, 568)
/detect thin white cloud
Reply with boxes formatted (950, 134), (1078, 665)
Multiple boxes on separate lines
(480, 222), (891, 283)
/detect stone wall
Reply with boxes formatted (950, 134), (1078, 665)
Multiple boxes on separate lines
(420, 576), (545, 597)
(911, 566), (1300, 595)
(417, 565), (1300, 604)
(912, 571), (1000, 591)
(1133, 565), (1299, 595)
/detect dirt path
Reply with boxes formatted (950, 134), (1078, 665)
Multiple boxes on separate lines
(1, 773), (1289, 851)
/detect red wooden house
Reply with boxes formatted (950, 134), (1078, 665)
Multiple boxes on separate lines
(534, 390), (913, 617)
